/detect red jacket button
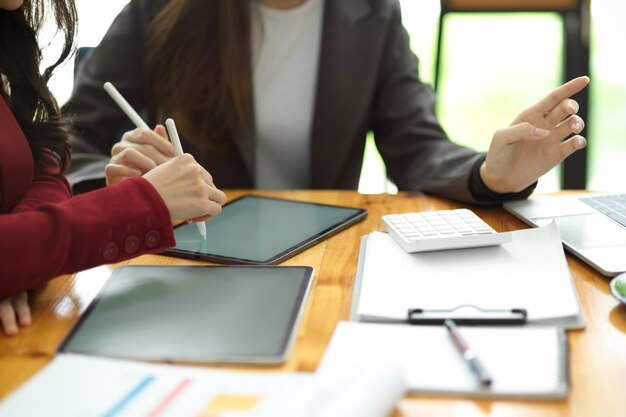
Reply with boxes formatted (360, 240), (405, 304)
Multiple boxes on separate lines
(124, 235), (140, 254)
(103, 242), (119, 262)
(144, 231), (161, 249)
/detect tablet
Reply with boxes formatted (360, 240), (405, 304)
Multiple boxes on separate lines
(58, 265), (313, 364)
(165, 195), (367, 264)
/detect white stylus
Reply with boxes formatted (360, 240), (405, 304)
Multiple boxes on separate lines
(103, 82), (150, 129)
(165, 118), (207, 241)
(104, 82), (207, 240)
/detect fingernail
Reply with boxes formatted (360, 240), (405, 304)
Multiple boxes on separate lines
(573, 122), (583, 133)
(576, 137), (587, 148)
(534, 128), (549, 137)
(568, 102), (579, 113)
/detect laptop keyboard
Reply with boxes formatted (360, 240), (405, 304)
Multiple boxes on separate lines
(578, 194), (626, 228)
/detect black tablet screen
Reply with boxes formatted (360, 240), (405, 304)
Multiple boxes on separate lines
(167, 195), (366, 264)
(59, 265), (313, 363)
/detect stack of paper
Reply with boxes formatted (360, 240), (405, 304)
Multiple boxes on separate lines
(319, 321), (569, 399)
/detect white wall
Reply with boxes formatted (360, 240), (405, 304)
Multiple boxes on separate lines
(46, 0), (130, 105)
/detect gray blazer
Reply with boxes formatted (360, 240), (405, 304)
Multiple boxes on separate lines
(65, 0), (529, 203)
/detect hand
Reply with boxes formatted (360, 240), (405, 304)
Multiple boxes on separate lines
(143, 154), (227, 222)
(0, 292), (31, 337)
(105, 125), (177, 186)
(480, 76), (590, 193)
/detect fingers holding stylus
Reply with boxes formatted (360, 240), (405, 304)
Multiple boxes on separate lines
(106, 147), (156, 185)
(103, 82), (225, 228)
(187, 161), (226, 220)
(188, 185), (226, 223)
(104, 82), (176, 168)
(113, 126), (175, 165)
(143, 154), (225, 222)
(104, 162), (142, 186)
(204, 185), (227, 217)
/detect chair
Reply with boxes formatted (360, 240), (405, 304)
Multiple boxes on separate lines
(73, 46), (94, 78)
(433, 0), (591, 189)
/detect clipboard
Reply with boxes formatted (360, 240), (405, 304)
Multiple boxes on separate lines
(407, 305), (527, 325)
(351, 225), (585, 328)
(346, 225), (577, 399)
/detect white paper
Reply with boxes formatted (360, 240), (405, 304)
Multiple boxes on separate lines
(0, 354), (406, 417)
(315, 360), (406, 417)
(318, 321), (568, 399)
(356, 222), (582, 325)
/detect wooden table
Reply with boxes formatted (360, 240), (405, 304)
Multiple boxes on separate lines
(1, 190), (625, 417)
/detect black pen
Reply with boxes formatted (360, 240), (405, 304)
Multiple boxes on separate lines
(444, 319), (493, 387)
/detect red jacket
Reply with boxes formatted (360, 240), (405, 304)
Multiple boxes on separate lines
(0, 96), (175, 297)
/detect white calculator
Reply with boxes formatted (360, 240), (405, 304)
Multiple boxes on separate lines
(382, 209), (511, 253)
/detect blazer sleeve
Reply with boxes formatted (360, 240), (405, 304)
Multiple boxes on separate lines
(64, 0), (167, 194)
(0, 171), (175, 298)
(11, 161), (73, 212)
(371, 2), (533, 204)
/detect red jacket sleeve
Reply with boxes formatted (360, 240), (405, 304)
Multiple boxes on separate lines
(10, 161), (73, 212)
(0, 167), (176, 297)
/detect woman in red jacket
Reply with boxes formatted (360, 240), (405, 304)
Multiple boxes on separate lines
(0, 0), (226, 336)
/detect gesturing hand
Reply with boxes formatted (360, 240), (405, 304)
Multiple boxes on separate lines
(480, 76), (590, 193)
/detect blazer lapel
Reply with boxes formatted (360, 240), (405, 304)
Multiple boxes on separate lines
(231, 115), (256, 186)
(311, 0), (381, 188)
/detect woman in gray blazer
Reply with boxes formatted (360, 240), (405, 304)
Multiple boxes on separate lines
(65, 0), (588, 203)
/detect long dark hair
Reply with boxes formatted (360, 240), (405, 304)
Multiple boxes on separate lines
(0, 0), (77, 172)
(146, 0), (252, 152)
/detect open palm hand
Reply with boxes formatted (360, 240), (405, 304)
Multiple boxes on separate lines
(480, 76), (590, 193)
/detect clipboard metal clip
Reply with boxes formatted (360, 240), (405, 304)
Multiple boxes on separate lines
(407, 305), (527, 325)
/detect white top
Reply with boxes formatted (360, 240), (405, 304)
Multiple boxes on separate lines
(251, 0), (324, 189)
(1, 73), (9, 95)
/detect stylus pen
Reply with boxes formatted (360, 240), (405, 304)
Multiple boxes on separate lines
(104, 82), (207, 240)
(103, 82), (150, 129)
(165, 118), (207, 240)
(444, 319), (492, 387)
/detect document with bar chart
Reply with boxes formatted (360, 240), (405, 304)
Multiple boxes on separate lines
(0, 354), (406, 417)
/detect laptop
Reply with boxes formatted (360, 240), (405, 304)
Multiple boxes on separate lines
(504, 193), (626, 276)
